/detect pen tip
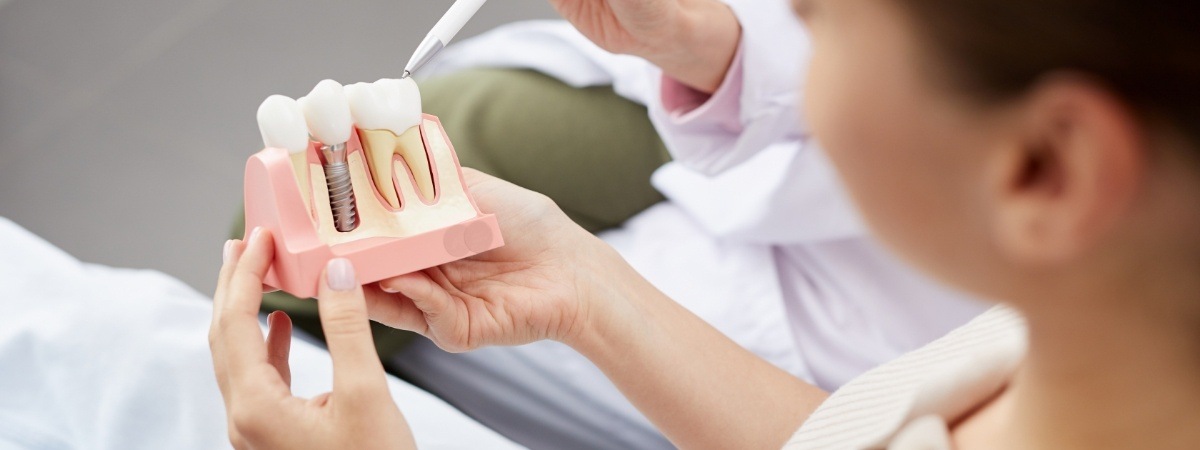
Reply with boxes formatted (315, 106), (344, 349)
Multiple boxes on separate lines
(401, 70), (412, 79)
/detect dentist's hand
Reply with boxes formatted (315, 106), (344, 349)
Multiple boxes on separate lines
(546, 0), (741, 93)
(366, 169), (625, 352)
(210, 230), (414, 450)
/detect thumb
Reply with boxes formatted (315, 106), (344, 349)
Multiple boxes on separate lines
(317, 258), (388, 396)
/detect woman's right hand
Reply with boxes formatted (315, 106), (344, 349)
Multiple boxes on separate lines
(545, 0), (690, 58)
(364, 169), (628, 352)
(546, 0), (742, 93)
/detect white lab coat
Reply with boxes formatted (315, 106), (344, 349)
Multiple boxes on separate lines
(399, 2), (989, 447)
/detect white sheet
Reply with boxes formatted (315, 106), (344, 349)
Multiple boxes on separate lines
(0, 217), (522, 450)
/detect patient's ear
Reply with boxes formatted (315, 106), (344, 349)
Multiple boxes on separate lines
(987, 74), (1144, 266)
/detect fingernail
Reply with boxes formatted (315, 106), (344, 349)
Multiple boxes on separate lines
(248, 227), (263, 244)
(380, 284), (398, 293)
(222, 240), (234, 264)
(326, 258), (356, 292)
(268, 310), (287, 327)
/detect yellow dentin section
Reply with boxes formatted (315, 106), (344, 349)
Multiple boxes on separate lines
(359, 129), (402, 208)
(358, 127), (435, 208)
(396, 127), (434, 203)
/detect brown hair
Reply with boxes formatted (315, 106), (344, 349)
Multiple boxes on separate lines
(897, 1), (1200, 142)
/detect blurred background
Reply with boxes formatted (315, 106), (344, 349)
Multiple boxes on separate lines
(0, 0), (558, 293)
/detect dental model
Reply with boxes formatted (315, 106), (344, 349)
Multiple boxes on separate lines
(245, 78), (504, 298)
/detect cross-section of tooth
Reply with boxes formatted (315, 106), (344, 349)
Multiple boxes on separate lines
(347, 77), (433, 207)
(257, 94), (312, 209)
(314, 117), (483, 247)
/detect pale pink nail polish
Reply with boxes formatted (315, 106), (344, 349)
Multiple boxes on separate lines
(248, 227), (263, 244)
(326, 258), (356, 292)
(222, 240), (234, 264)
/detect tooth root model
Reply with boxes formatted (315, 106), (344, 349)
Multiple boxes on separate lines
(245, 78), (504, 298)
(346, 78), (435, 207)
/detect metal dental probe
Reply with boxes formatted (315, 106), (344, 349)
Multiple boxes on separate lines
(401, 0), (489, 79)
(320, 142), (358, 232)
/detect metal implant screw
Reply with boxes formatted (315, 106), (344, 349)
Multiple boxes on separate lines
(320, 143), (358, 232)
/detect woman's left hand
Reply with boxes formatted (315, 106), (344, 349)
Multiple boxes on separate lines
(209, 228), (414, 450)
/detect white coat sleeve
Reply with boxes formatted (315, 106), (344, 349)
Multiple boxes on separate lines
(647, 0), (812, 175)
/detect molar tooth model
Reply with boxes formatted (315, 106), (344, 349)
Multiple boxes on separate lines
(245, 78), (504, 298)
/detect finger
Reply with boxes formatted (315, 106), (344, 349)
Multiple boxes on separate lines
(459, 167), (490, 186)
(213, 239), (246, 318)
(265, 311), (293, 388)
(316, 258), (389, 397)
(210, 238), (246, 403)
(218, 228), (284, 394)
(308, 391), (333, 408)
(378, 271), (458, 331)
(363, 284), (429, 334)
(459, 168), (504, 214)
(227, 228), (275, 319)
(380, 270), (480, 352)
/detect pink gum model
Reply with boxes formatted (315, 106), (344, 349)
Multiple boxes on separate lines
(243, 114), (504, 298)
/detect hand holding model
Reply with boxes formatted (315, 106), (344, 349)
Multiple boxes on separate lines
(545, 0), (742, 92)
(212, 230), (416, 450)
(363, 168), (616, 351)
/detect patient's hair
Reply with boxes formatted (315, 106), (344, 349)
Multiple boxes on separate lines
(897, 1), (1200, 146)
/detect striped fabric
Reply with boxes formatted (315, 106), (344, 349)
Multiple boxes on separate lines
(784, 306), (1028, 449)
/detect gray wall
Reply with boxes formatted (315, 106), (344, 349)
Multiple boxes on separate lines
(0, 0), (559, 293)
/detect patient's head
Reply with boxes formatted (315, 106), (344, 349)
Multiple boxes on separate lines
(795, 0), (1200, 311)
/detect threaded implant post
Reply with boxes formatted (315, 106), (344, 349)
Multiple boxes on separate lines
(320, 143), (358, 232)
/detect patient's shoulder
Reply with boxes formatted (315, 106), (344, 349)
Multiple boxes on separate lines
(784, 306), (1026, 449)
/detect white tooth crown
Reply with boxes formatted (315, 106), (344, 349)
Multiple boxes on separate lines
(257, 94), (314, 210)
(346, 78), (423, 135)
(300, 79), (353, 145)
(256, 95), (309, 154)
